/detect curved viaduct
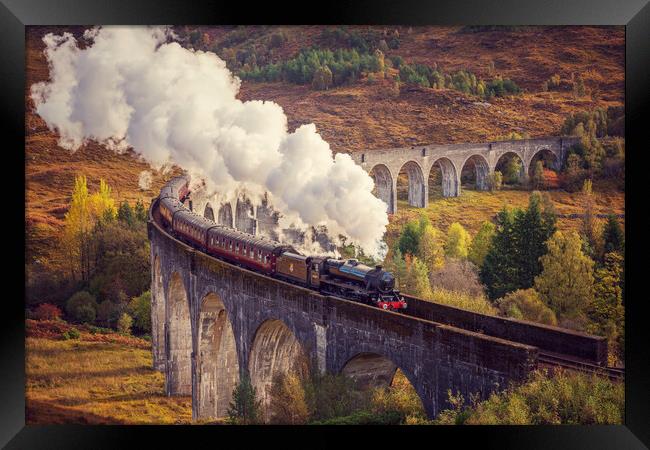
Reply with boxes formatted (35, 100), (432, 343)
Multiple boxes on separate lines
(148, 192), (606, 422)
(352, 136), (579, 214)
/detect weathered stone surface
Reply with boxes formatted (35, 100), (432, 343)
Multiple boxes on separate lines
(354, 136), (578, 213)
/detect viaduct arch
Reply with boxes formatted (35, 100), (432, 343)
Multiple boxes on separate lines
(355, 136), (578, 213)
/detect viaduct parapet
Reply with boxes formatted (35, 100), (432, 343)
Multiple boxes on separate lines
(350, 136), (579, 214)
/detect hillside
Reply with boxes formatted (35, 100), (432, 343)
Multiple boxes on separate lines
(25, 25), (624, 266)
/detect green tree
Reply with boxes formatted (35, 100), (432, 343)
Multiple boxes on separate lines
(535, 231), (594, 320)
(580, 179), (597, 258)
(418, 221), (445, 270)
(65, 291), (97, 324)
(228, 375), (262, 424)
(488, 170), (502, 191)
(496, 288), (557, 325)
(117, 201), (135, 226)
(134, 199), (147, 222)
(480, 208), (519, 299)
(531, 161), (545, 189)
(398, 220), (421, 256)
(602, 214), (624, 255)
(503, 157), (523, 184)
(96, 300), (121, 328)
(587, 252), (624, 362)
(268, 372), (310, 424)
(481, 193), (556, 300)
(311, 65), (333, 91)
(404, 256), (433, 299)
(445, 222), (471, 259)
(468, 221), (496, 268)
(117, 312), (133, 334)
(128, 291), (152, 333)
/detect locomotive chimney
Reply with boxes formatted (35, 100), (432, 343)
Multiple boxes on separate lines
(375, 265), (383, 270)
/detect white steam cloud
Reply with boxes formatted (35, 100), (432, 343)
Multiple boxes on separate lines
(138, 170), (153, 190)
(31, 26), (389, 258)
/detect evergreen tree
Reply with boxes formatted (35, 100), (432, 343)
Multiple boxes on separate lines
(580, 179), (597, 258)
(602, 214), (624, 255)
(404, 256), (433, 299)
(534, 231), (594, 319)
(515, 192), (556, 289)
(228, 375), (262, 424)
(117, 201), (135, 226)
(481, 193), (556, 300)
(134, 198), (147, 222)
(398, 220), (421, 257)
(389, 247), (408, 291)
(445, 222), (471, 259)
(467, 221), (494, 268)
(480, 208), (519, 299)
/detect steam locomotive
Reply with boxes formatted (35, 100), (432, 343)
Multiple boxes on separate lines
(156, 176), (407, 311)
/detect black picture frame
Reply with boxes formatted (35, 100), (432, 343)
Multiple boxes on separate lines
(3, 0), (648, 448)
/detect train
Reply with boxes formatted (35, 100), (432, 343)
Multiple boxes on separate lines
(156, 176), (407, 311)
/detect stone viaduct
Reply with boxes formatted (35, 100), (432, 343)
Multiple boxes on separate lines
(350, 136), (580, 214)
(148, 194), (605, 423)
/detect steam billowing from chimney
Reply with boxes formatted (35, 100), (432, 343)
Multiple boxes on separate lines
(138, 170), (153, 190)
(30, 26), (389, 258)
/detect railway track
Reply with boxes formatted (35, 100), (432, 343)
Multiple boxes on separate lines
(538, 352), (625, 381)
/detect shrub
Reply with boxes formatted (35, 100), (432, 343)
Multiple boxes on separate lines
(32, 303), (63, 321)
(117, 313), (133, 335)
(496, 288), (557, 325)
(312, 65), (333, 90)
(268, 371), (310, 424)
(429, 258), (485, 298)
(61, 328), (81, 340)
(311, 410), (404, 425)
(228, 375), (262, 424)
(96, 300), (121, 328)
(428, 287), (497, 315)
(65, 291), (97, 324)
(488, 171), (502, 191)
(445, 222), (471, 259)
(128, 291), (152, 334)
(436, 370), (624, 425)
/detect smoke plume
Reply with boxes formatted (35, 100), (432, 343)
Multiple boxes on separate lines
(138, 170), (153, 190)
(31, 26), (389, 258)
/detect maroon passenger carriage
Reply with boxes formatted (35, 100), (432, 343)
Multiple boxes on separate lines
(156, 176), (407, 311)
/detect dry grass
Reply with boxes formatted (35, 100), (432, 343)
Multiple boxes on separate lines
(387, 183), (624, 244)
(26, 336), (193, 424)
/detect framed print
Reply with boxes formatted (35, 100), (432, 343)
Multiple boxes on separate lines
(2, 0), (649, 447)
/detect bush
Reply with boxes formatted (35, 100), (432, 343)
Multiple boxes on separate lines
(32, 303), (63, 321)
(496, 288), (557, 325)
(61, 328), (81, 340)
(128, 291), (152, 334)
(429, 258), (485, 298)
(96, 300), (121, 328)
(65, 291), (97, 324)
(117, 313), (133, 335)
(311, 410), (404, 425)
(436, 369), (624, 424)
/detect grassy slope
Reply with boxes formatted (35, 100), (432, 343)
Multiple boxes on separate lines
(387, 183), (625, 246)
(26, 334), (193, 424)
(25, 26), (624, 267)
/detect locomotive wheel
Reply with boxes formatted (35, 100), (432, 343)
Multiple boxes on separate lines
(382, 304), (388, 310)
